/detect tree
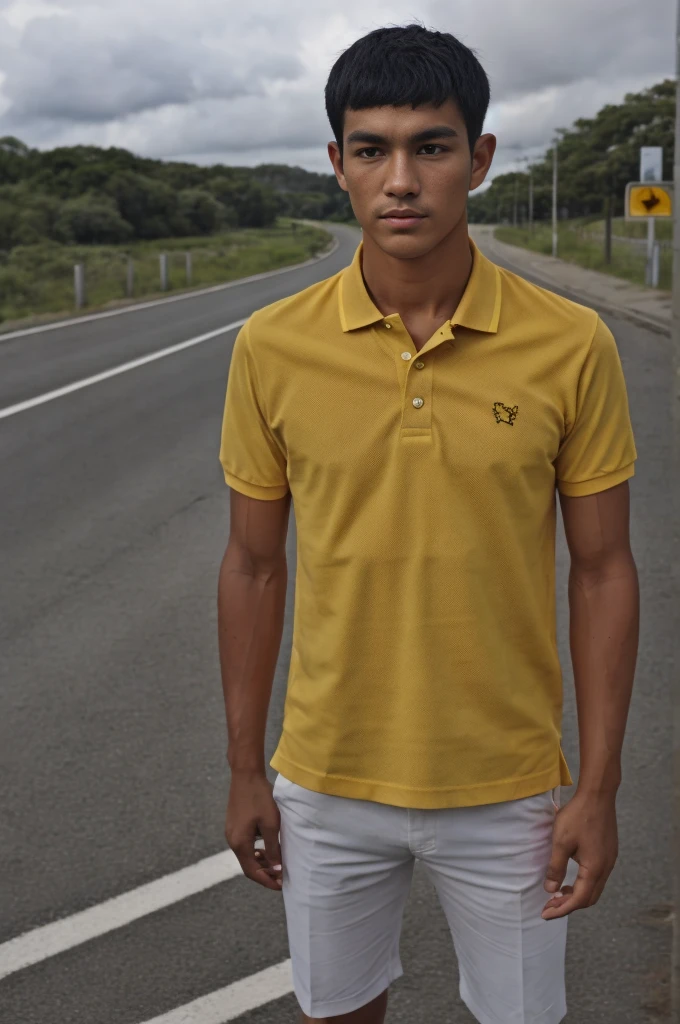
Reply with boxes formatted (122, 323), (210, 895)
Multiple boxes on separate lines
(469, 79), (675, 223)
(177, 188), (224, 235)
(104, 171), (177, 239)
(0, 199), (21, 250)
(206, 174), (239, 226)
(53, 194), (134, 245)
(229, 180), (279, 228)
(16, 193), (62, 245)
(0, 136), (35, 187)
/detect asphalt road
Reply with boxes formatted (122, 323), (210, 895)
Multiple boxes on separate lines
(0, 222), (674, 1023)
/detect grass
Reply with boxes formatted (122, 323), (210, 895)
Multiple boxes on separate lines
(495, 219), (671, 291)
(0, 218), (334, 331)
(592, 216), (672, 241)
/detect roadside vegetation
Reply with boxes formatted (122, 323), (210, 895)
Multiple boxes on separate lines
(0, 219), (333, 330)
(469, 80), (673, 226)
(0, 133), (346, 329)
(495, 218), (671, 291)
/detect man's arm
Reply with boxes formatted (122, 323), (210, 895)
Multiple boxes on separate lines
(218, 487), (291, 892)
(542, 480), (640, 919)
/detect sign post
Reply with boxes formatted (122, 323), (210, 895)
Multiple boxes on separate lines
(625, 180), (673, 288)
(640, 148), (664, 287)
(647, 219), (656, 287)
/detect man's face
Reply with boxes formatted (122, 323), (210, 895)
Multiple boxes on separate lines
(328, 99), (495, 259)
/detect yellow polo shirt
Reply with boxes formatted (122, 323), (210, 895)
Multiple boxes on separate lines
(219, 237), (637, 809)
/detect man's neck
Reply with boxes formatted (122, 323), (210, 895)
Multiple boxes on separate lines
(360, 217), (473, 324)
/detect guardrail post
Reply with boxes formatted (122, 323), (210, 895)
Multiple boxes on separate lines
(160, 253), (168, 291)
(74, 263), (86, 309)
(186, 251), (192, 286)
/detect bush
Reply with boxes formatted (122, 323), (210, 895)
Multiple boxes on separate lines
(177, 188), (224, 235)
(53, 194), (134, 245)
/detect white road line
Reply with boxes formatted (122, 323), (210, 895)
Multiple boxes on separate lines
(0, 850), (243, 981)
(0, 319), (246, 421)
(0, 235), (339, 342)
(140, 961), (294, 1024)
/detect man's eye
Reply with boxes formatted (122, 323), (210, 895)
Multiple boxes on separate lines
(357, 148), (381, 158)
(420, 144), (445, 155)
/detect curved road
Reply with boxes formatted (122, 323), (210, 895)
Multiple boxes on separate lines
(0, 222), (673, 1023)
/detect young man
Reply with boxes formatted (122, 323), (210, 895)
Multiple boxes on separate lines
(217, 24), (639, 1024)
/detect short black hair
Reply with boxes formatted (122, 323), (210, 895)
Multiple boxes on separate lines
(325, 23), (490, 156)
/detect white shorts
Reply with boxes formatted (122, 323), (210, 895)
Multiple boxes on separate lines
(273, 774), (577, 1023)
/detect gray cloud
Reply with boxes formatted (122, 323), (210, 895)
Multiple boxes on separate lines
(0, 3), (304, 124)
(429, 0), (671, 102)
(0, 0), (674, 179)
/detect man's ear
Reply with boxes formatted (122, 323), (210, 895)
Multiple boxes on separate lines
(328, 141), (349, 193)
(469, 133), (496, 192)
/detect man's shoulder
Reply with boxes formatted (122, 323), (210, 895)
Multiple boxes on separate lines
(246, 265), (344, 342)
(495, 260), (599, 337)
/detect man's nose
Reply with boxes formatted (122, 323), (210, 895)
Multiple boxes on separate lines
(383, 154), (420, 197)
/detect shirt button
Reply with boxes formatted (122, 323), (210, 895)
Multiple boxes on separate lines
(401, 351), (412, 361)
(412, 397), (424, 409)
(384, 322), (392, 329)
(414, 360), (425, 369)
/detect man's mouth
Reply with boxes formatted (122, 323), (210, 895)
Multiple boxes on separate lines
(380, 210), (426, 228)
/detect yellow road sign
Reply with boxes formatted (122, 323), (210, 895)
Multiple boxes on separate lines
(625, 181), (673, 219)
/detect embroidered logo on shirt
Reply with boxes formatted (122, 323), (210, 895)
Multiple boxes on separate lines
(493, 402), (518, 426)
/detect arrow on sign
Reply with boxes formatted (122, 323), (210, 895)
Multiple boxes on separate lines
(641, 189), (661, 212)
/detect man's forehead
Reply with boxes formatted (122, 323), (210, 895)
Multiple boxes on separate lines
(343, 99), (463, 134)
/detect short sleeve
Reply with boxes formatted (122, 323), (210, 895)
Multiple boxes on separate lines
(555, 316), (637, 497)
(218, 320), (289, 500)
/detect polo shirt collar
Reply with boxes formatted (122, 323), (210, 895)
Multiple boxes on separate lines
(339, 236), (502, 335)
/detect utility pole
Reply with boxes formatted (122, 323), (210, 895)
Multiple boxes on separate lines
(528, 166), (534, 233)
(513, 174), (519, 228)
(552, 138), (558, 257)
(604, 193), (612, 265)
(671, 2), (680, 1014)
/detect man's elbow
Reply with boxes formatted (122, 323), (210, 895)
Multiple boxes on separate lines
(569, 548), (638, 591)
(220, 536), (287, 585)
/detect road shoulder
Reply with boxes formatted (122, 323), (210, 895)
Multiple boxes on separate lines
(470, 225), (671, 337)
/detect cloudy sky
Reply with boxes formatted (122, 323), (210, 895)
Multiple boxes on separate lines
(0, 0), (675, 182)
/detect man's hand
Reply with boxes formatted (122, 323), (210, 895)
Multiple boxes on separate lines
(225, 770), (283, 891)
(541, 790), (618, 920)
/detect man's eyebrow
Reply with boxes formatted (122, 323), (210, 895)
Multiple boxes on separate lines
(345, 125), (458, 145)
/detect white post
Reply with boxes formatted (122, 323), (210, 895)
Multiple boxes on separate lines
(160, 253), (168, 291)
(552, 140), (558, 258)
(186, 251), (192, 286)
(646, 219), (656, 286)
(74, 263), (86, 310)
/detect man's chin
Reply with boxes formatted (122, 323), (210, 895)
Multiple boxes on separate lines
(369, 229), (437, 260)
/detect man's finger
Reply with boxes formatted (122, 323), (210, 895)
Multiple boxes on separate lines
(542, 867), (596, 918)
(541, 883), (572, 918)
(586, 877), (608, 908)
(234, 844), (282, 891)
(261, 823), (282, 886)
(254, 849), (283, 883)
(544, 840), (570, 893)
